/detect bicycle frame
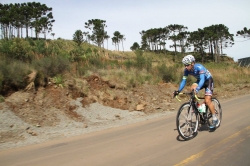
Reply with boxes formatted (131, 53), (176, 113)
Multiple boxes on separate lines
(175, 91), (222, 140)
(176, 93), (211, 125)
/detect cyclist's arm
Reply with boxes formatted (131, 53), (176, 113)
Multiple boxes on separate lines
(178, 76), (188, 92)
(196, 73), (205, 92)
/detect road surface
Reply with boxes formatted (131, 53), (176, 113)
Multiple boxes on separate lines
(0, 94), (250, 166)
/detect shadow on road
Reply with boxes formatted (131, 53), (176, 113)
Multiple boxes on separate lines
(198, 124), (216, 132)
(175, 131), (198, 142)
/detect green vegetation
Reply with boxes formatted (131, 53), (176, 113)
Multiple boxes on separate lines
(73, 30), (84, 46)
(236, 27), (250, 39)
(0, 38), (250, 97)
(0, 2), (249, 96)
(84, 19), (109, 47)
(112, 31), (125, 52)
(0, 2), (54, 39)
(139, 24), (234, 63)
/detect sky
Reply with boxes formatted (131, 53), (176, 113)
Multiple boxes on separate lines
(2, 0), (250, 61)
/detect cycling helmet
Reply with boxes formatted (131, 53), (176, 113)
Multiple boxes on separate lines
(182, 55), (195, 65)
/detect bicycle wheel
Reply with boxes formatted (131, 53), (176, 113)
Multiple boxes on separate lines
(176, 102), (199, 140)
(207, 98), (222, 128)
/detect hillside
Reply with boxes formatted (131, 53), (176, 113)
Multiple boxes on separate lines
(1, 39), (250, 150)
(1, 71), (250, 151)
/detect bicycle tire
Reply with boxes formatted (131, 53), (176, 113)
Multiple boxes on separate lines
(176, 102), (199, 140)
(207, 98), (222, 128)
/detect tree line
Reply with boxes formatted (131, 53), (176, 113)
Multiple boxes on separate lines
(237, 27), (250, 39)
(130, 25), (250, 62)
(130, 24), (234, 63)
(1, 2), (249, 62)
(73, 19), (126, 52)
(73, 19), (249, 63)
(0, 2), (54, 39)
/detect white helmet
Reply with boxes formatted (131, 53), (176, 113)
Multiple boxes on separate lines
(182, 55), (195, 65)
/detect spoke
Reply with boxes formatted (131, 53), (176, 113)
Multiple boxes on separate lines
(177, 103), (199, 139)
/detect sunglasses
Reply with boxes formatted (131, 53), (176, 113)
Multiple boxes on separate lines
(184, 64), (191, 67)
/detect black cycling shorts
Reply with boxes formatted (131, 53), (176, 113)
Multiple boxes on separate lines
(196, 77), (214, 96)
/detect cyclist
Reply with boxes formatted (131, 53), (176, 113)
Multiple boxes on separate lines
(173, 55), (219, 129)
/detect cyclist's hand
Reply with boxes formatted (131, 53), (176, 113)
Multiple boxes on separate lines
(173, 90), (180, 98)
(191, 88), (198, 95)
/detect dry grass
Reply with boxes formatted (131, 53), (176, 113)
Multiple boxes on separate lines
(205, 63), (250, 86)
(1, 38), (250, 96)
(75, 50), (250, 89)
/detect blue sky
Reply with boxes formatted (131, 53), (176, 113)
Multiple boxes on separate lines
(2, 0), (250, 61)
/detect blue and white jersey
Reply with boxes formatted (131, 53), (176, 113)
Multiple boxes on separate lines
(178, 63), (212, 92)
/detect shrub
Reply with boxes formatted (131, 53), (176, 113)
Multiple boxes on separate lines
(135, 51), (145, 70)
(134, 50), (152, 71)
(32, 40), (47, 56)
(88, 56), (103, 68)
(124, 59), (135, 70)
(0, 59), (31, 95)
(32, 56), (70, 78)
(157, 64), (179, 82)
(0, 38), (33, 62)
(53, 75), (64, 88)
(85, 48), (93, 56)
(73, 30), (84, 46)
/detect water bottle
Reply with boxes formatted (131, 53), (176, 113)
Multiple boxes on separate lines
(197, 103), (205, 113)
(201, 103), (206, 113)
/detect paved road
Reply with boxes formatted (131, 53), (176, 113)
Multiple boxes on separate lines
(0, 94), (250, 166)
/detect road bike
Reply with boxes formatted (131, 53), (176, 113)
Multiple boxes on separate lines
(174, 91), (222, 140)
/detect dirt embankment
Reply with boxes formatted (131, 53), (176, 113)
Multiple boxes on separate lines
(1, 74), (250, 151)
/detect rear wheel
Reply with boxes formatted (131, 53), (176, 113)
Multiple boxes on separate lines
(207, 98), (222, 128)
(176, 102), (199, 140)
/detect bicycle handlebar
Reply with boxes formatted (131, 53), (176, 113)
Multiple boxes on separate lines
(175, 92), (200, 102)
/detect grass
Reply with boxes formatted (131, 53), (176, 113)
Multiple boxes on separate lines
(205, 62), (250, 86)
(0, 38), (250, 96)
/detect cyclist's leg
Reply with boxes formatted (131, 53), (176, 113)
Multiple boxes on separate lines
(204, 78), (219, 128)
(204, 78), (215, 114)
(205, 96), (215, 115)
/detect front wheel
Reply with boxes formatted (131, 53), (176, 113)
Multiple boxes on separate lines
(176, 102), (199, 140)
(207, 98), (222, 128)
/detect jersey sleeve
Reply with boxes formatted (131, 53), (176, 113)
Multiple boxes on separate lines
(178, 70), (188, 92)
(195, 73), (205, 92)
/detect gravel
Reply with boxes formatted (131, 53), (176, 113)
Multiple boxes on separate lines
(0, 98), (174, 151)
